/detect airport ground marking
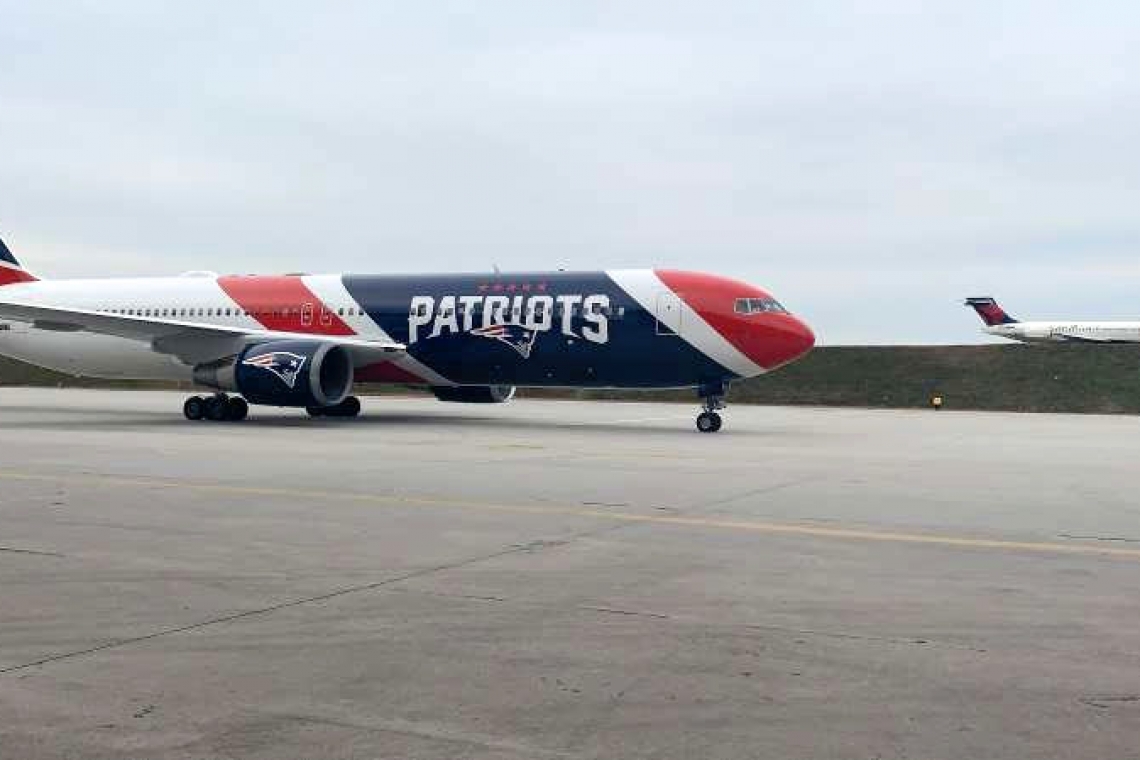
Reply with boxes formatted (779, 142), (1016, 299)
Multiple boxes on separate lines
(2, 469), (1140, 560)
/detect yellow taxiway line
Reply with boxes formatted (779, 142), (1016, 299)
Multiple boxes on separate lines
(1, 469), (1138, 560)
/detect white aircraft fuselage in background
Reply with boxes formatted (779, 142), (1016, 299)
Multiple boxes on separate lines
(965, 297), (1140, 344)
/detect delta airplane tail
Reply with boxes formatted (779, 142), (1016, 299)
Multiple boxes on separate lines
(0, 236), (38, 286)
(965, 297), (1018, 327)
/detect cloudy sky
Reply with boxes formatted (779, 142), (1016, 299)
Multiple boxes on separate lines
(2, 1), (1138, 344)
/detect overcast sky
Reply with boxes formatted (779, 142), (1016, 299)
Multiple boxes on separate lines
(2, 1), (1138, 344)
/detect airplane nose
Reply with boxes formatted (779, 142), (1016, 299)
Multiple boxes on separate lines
(789, 317), (816, 359)
(738, 314), (816, 372)
(775, 316), (816, 366)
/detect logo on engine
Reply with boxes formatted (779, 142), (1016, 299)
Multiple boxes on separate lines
(243, 352), (307, 389)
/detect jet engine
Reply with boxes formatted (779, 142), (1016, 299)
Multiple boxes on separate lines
(431, 385), (517, 404)
(194, 340), (353, 407)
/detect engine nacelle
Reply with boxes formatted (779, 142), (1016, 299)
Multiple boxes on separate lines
(431, 385), (517, 404)
(194, 340), (353, 408)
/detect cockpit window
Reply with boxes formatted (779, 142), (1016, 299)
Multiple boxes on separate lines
(734, 297), (788, 315)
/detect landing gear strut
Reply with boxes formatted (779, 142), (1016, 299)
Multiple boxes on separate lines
(696, 382), (726, 433)
(184, 393), (248, 422)
(307, 396), (362, 419)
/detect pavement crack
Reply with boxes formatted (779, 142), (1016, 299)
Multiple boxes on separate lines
(0, 544), (535, 676)
(1081, 695), (1140, 709)
(261, 712), (575, 758)
(742, 623), (985, 652)
(0, 520), (645, 677)
(578, 606), (670, 620)
(1059, 534), (1140, 544)
(693, 478), (815, 510)
(383, 586), (981, 653)
(0, 546), (63, 558)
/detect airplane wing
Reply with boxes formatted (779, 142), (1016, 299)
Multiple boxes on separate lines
(0, 299), (405, 366)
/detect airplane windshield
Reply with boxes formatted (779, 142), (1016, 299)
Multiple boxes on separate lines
(735, 297), (788, 315)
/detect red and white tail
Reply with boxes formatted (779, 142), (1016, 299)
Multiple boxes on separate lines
(0, 235), (38, 286)
(965, 296), (1018, 326)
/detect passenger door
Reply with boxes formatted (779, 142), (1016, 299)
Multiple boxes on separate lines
(655, 292), (683, 336)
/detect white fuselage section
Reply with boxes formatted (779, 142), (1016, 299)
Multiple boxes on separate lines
(0, 274), (367, 380)
(985, 321), (1140, 344)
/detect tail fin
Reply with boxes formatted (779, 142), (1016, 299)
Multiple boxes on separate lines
(965, 297), (1018, 326)
(0, 234), (38, 286)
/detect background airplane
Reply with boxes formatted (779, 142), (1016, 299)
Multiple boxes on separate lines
(966, 297), (1140, 344)
(0, 233), (815, 432)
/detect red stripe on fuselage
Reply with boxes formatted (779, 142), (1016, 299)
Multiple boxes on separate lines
(217, 275), (356, 336)
(0, 265), (37, 286)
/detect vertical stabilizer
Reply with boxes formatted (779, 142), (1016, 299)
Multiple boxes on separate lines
(0, 234), (39, 285)
(965, 297), (1018, 326)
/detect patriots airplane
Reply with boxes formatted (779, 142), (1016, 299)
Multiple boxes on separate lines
(0, 233), (814, 432)
(966, 297), (1140, 345)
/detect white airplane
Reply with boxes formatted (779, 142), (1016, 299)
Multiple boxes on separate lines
(966, 297), (1140, 344)
(0, 233), (814, 431)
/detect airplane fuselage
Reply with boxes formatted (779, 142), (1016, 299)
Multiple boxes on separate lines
(985, 321), (1140, 344)
(0, 269), (816, 391)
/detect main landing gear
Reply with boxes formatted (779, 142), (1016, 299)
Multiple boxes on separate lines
(307, 396), (362, 419)
(184, 393), (248, 422)
(696, 383), (727, 433)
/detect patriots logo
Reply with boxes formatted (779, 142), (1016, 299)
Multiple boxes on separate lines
(469, 323), (539, 358)
(242, 351), (307, 389)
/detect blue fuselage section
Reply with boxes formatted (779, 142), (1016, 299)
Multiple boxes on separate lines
(343, 272), (732, 388)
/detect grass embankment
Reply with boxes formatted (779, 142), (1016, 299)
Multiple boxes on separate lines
(525, 345), (1140, 413)
(3, 345), (1139, 414)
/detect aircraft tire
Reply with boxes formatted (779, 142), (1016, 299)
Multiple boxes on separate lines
(227, 397), (249, 422)
(306, 406), (325, 418)
(339, 396), (362, 418)
(183, 396), (205, 421)
(697, 411), (721, 433)
(205, 395), (229, 422)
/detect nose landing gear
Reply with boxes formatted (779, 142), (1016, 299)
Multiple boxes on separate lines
(696, 410), (722, 433)
(184, 393), (248, 422)
(696, 382), (727, 433)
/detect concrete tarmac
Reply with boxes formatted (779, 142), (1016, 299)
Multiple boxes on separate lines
(1, 388), (1139, 760)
